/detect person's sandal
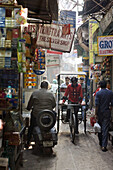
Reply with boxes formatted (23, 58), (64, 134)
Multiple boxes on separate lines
(101, 147), (108, 152)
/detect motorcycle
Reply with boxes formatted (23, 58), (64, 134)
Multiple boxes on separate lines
(33, 109), (58, 154)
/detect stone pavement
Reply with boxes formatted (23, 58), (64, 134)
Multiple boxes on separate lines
(19, 118), (113, 170)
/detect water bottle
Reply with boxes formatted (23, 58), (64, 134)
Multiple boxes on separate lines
(6, 86), (12, 98)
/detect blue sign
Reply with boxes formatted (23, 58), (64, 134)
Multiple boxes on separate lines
(19, 39), (26, 43)
(0, 8), (5, 27)
(33, 69), (45, 75)
(53, 10), (76, 28)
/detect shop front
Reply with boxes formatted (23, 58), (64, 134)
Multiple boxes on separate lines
(0, 0), (59, 169)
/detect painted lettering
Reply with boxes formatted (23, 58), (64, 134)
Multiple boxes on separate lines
(99, 40), (113, 49)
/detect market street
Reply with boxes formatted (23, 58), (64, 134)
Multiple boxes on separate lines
(19, 117), (113, 170)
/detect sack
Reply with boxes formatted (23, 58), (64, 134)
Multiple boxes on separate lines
(94, 123), (101, 133)
(90, 116), (96, 127)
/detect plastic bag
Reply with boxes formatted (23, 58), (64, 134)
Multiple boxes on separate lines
(94, 123), (101, 133)
(90, 116), (96, 127)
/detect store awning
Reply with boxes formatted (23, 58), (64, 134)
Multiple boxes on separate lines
(17, 0), (58, 22)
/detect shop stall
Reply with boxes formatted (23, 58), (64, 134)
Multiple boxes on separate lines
(0, 1), (27, 169)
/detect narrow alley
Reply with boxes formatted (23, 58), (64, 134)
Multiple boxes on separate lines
(19, 118), (113, 170)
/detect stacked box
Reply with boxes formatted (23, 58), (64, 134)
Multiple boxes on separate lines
(0, 50), (5, 68)
(4, 50), (11, 68)
(0, 158), (8, 170)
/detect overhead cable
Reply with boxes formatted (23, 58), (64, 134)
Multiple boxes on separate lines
(83, 0), (106, 15)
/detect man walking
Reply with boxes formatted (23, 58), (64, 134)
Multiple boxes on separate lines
(95, 80), (113, 152)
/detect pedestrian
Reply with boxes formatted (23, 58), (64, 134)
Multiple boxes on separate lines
(60, 77), (70, 90)
(79, 77), (85, 120)
(60, 76), (70, 97)
(93, 81), (101, 97)
(95, 80), (113, 152)
(60, 76), (70, 121)
(26, 81), (56, 148)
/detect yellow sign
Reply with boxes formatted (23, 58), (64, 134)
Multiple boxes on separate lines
(89, 19), (99, 64)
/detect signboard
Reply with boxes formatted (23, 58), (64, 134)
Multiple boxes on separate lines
(33, 70), (45, 75)
(46, 50), (62, 67)
(89, 19), (99, 64)
(97, 35), (113, 56)
(60, 11), (76, 28)
(22, 24), (37, 38)
(53, 10), (76, 29)
(37, 24), (75, 53)
(46, 54), (59, 67)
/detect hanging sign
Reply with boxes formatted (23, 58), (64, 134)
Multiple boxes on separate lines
(37, 24), (75, 52)
(97, 35), (113, 56)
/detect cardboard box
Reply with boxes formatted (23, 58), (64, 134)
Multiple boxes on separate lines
(4, 132), (21, 146)
(0, 157), (8, 170)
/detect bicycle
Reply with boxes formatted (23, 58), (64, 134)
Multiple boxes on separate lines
(57, 72), (88, 143)
(63, 102), (84, 143)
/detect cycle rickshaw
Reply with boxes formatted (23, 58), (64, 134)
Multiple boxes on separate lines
(57, 72), (89, 143)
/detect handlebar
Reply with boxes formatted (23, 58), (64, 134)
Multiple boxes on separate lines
(59, 100), (86, 106)
(62, 103), (81, 107)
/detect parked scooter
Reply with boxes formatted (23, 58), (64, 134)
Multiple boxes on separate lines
(33, 109), (58, 154)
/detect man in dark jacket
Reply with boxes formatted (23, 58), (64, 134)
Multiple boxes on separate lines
(26, 81), (56, 147)
(95, 80), (113, 152)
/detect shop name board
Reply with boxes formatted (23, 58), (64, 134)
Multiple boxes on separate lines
(97, 36), (113, 56)
(37, 24), (75, 52)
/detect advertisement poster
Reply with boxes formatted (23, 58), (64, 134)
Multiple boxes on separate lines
(14, 8), (27, 26)
(0, 7), (5, 27)
(89, 19), (99, 64)
(34, 49), (45, 71)
(37, 24), (75, 53)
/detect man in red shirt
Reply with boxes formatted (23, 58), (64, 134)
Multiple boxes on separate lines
(62, 77), (83, 103)
(62, 77), (83, 133)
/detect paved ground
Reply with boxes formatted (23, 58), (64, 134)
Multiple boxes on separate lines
(19, 118), (113, 170)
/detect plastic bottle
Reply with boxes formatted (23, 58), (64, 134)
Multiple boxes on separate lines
(6, 86), (12, 98)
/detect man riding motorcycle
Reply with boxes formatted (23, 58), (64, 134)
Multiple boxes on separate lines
(26, 81), (56, 148)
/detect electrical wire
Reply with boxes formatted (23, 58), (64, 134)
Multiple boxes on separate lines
(83, 0), (107, 15)
(91, 0), (107, 12)
(59, 0), (77, 10)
